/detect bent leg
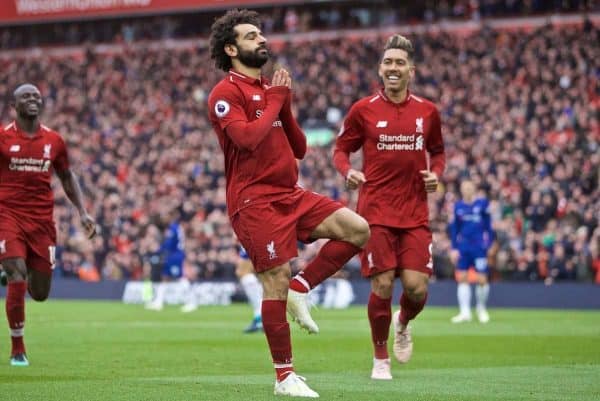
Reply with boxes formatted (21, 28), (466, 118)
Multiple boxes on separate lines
(26, 268), (52, 302)
(309, 207), (370, 247)
(397, 269), (429, 328)
(291, 208), (370, 292)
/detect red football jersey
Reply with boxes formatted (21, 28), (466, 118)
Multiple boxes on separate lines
(0, 121), (70, 220)
(334, 90), (445, 228)
(208, 70), (305, 216)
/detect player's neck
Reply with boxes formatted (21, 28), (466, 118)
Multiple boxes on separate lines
(384, 87), (408, 104)
(15, 117), (40, 135)
(232, 61), (261, 80)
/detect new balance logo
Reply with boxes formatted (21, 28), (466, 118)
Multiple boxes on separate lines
(0, 240), (5, 254)
(267, 241), (277, 260)
(416, 117), (424, 133)
(9, 145), (20, 152)
(252, 94), (261, 101)
(376, 121), (388, 128)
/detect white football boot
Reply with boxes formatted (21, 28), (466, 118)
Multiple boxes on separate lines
(274, 372), (319, 398)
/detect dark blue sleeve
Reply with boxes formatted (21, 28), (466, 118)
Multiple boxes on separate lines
(483, 199), (495, 246)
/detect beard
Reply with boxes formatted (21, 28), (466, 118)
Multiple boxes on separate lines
(237, 46), (269, 69)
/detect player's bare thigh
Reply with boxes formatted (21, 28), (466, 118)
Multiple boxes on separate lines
(309, 207), (369, 247)
(236, 259), (255, 279)
(257, 262), (291, 300)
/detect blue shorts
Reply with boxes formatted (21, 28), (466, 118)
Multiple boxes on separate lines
(457, 247), (488, 273)
(162, 252), (185, 278)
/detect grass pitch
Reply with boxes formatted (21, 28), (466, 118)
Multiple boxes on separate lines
(0, 301), (598, 401)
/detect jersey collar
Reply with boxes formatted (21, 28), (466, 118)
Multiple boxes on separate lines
(229, 69), (263, 86)
(6, 120), (45, 139)
(378, 88), (412, 107)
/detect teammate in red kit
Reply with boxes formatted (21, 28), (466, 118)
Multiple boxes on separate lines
(0, 84), (96, 366)
(333, 35), (445, 380)
(208, 9), (369, 397)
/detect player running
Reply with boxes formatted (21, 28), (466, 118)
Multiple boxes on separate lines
(0, 84), (96, 366)
(333, 34), (446, 380)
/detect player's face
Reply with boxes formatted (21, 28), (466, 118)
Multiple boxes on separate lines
(460, 181), (476, 199)
(378, 49), (414, 92)
(14, 86), (42, 119)
(233, 24), (269, 68)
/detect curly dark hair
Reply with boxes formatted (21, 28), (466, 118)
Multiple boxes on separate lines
(209, 9), (262, 72)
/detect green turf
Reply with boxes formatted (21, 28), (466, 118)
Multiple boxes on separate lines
(0, 301), (598, 400)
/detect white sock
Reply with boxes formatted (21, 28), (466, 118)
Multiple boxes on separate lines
(457, 283), (471, 316)
(180, 278), (196, 306)
(476, 284), (489, 310)
(154, 282), (166, 305)
(240, 274), (263, 318)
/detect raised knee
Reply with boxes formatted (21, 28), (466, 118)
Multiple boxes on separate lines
(353, 216), (370, 247)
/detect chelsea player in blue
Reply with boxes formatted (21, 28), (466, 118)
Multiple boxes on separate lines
(146, 208), (190, 311)
(237, 245), (263, 333)
(449, 181), (494, 323)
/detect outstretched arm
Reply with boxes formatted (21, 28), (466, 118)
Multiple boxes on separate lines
(56, 169), (96, 239)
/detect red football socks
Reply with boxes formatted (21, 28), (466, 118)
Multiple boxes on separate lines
(262, 300), (294, 381)
(290, 240), (361, 293)
(6, 281), (26, 356)
(399, 292), (428, 327)
(368, 292), (392, 359)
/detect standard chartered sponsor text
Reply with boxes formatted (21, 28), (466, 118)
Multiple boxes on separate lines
(9, 158), (50, 172)
(377, 134), (419, 151)
(16, 0), (151, 15)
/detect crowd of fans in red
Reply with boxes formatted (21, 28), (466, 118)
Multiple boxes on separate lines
(0, 14), (597, 284)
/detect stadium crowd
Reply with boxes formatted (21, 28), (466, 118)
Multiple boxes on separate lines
(0, 0), (596, 49)
(0, 18), (598, 284)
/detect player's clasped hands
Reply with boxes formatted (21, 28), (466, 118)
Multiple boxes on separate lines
(271, 69), (292, 89)
(346, 169), (366, 190)
(420, 170), (439, 193)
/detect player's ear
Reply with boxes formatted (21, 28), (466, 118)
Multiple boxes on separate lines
(224, 43), (238, 57)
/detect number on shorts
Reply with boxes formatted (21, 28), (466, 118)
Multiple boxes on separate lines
(49, 245), (56, 269)
(426, 243), (433, 269)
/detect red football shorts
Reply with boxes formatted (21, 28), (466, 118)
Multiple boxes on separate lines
(231, 188), (344, 272)
(361, 225), (433, 277)
(0, 210), (57, 275)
